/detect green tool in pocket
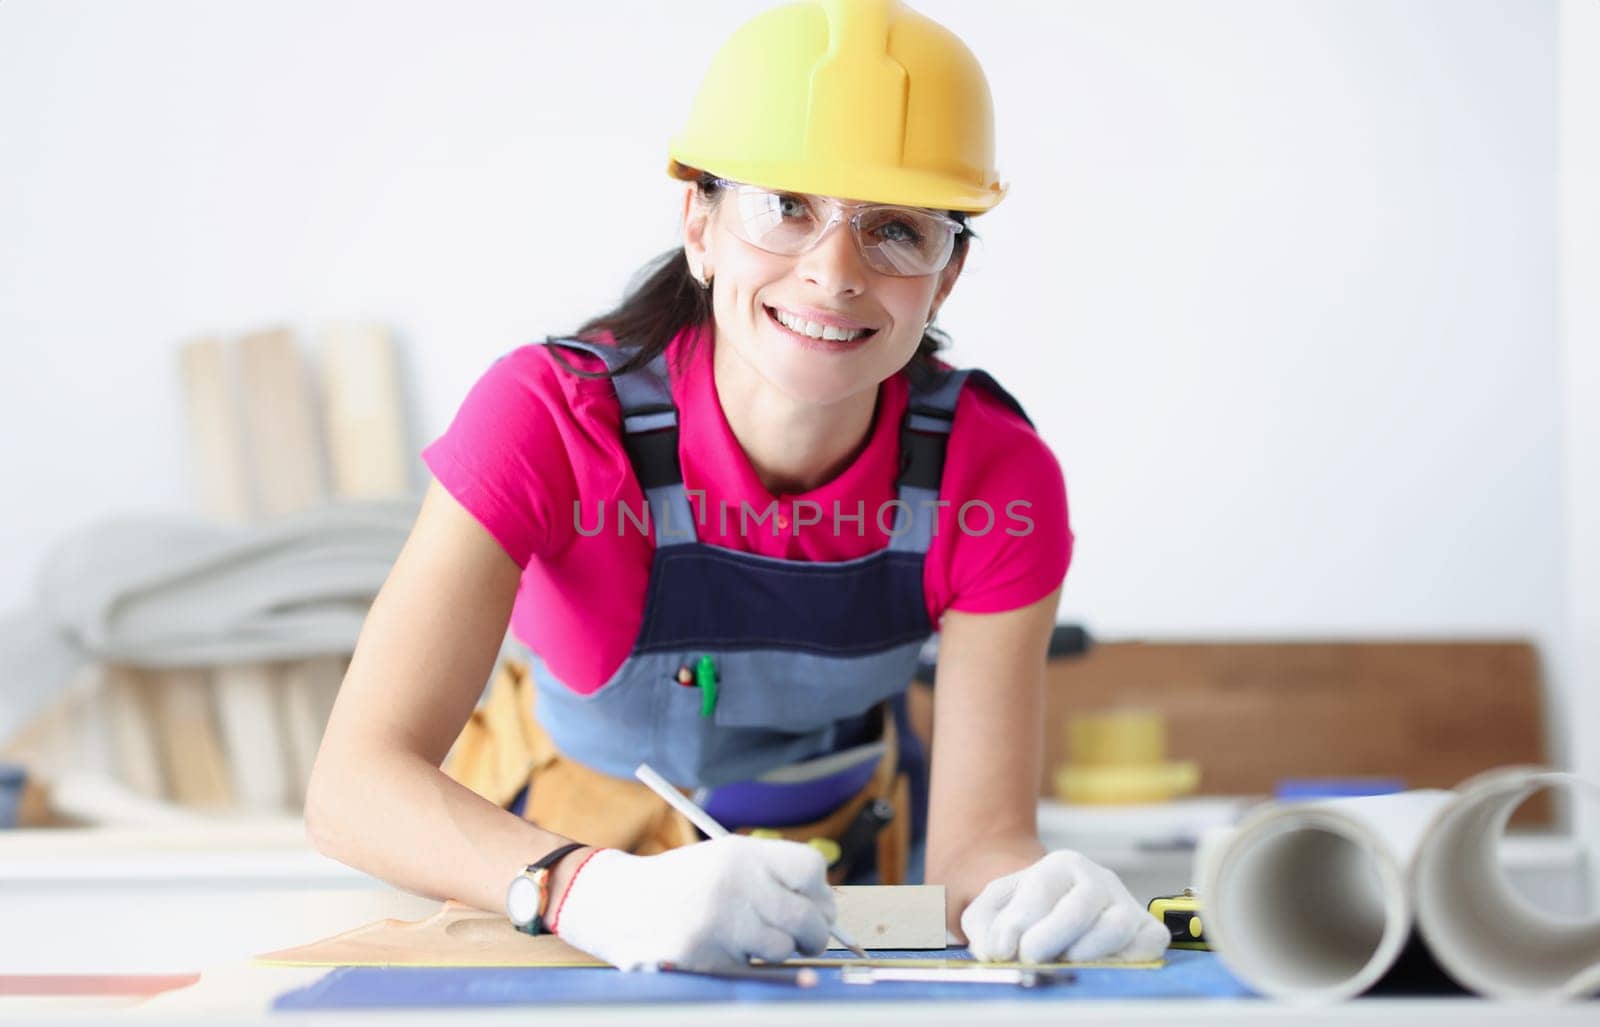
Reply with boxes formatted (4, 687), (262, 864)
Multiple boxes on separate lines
(695, 655), (718, 718)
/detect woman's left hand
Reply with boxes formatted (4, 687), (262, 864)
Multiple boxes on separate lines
(960, 850), (1171, 963)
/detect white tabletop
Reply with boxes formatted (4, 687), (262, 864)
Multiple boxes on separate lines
(2, 821), (1592, 1022)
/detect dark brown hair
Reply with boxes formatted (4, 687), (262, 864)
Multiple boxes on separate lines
(547, 170), (976, 379)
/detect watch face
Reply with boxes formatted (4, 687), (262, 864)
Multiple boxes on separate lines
(507, 874), (541, 927)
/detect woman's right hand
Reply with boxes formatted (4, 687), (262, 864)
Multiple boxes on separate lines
(550, 835), (837, 971)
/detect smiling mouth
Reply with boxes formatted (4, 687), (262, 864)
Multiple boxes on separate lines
(763, 304), (879, 342)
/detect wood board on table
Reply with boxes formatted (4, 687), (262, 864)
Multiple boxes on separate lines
(248, 888), (1170, 971)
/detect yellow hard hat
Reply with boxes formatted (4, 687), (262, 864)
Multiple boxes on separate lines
(667, 0), (1007, 214)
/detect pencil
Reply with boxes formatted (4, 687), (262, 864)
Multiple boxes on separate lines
(658, 961), (820, 987)
(633, 762), (871, 959)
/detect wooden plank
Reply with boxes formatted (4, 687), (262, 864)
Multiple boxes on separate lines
(177, 337), (252, 523)
(97, 665), (167, 800)
(319, 322), (410, 499)
(1038, 639), (1550, 823)
(258, 890), (952, 967)
(277, 655), (346, 804)
(178, 334), (271, 812)
(171, 336), (266, 813)
(277, 320), (407, 805)
(144, 667), (233, 809)
(235, 328), (339, 813)
(209, 662), (293, 811)
(236, 327), (326, 518)
(185, 328), (332, 812)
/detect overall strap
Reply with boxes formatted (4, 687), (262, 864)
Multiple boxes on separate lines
(541, 337), (698, 546)
(890, 361), (1036, 554)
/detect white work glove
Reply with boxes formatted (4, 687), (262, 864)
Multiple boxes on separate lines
(960, 850), (1170, 964)
(551, 835), (836, 972)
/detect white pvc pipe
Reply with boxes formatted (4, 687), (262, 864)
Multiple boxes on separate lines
(1196, 789), (1454, 1001)
(1195, 769), (1600, 1001)
(1412, 768), (1600, 998)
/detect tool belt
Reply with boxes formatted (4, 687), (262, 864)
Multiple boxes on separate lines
(442, 655), (911, 884)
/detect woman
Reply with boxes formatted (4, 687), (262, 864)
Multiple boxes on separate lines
(306, 0), (1169, 973)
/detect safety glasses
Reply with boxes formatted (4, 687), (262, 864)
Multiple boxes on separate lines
(712, 177), (965, 277)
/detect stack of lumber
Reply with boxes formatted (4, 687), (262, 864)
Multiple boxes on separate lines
(99, 324), (412, 814)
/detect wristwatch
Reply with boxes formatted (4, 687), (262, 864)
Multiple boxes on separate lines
(506, 842), (586, 936)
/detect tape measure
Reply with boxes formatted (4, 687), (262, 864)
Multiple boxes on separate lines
(1147, 888), (1208, 951)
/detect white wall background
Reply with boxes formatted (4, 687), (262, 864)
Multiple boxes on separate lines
(1559, 0), (1600, 886)
(1, 2), (1591, 785)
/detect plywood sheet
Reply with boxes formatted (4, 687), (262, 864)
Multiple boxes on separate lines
(254, 892), (1148, 970)
(255, 899), (604, 968)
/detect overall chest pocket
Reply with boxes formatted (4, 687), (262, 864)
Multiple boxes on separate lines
(706, 646), (923, 734)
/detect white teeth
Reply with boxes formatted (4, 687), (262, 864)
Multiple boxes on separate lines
(772, 306), (866, 342)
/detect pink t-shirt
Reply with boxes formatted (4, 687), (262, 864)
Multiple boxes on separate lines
(422, 322), (1073, 696)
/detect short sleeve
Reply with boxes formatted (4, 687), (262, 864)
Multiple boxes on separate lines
(939, 389), (1074, 615)
(420, 347), (579, 568)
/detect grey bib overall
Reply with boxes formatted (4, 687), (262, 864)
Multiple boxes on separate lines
(523, 336), (1033, 839)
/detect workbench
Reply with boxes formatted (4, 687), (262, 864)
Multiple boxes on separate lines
(1, 821), (1592, 1022)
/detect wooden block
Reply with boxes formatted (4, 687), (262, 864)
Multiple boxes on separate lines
(832, 885), (946, 950)
(145, 667), (233, 809)
(320, 322), (410, 500)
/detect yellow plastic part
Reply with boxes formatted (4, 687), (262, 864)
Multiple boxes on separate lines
(667, 0), (1007, 213)
(1052, 762), (1201, 804)
(807, 837), (843, 866)
(748, 829), (844, 867)
(1053, 709), (1200, 804)
(1147, 890), (1209, 951)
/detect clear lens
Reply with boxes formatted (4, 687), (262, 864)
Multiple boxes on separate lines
(726, 185), (956, 277)
(731, 188), (819, 252)
(856, 206), (955, 276)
